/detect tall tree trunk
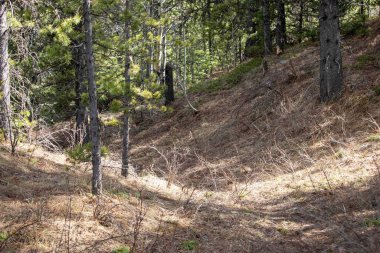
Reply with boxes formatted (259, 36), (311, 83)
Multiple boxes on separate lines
(73, 40), (88, 144)
(159, 28), (167, 85)
(360, 0), (365, 17)
(164, 64), (174, 105)
(276, 0), (286, 54)
(206, 0), (213, 74)
(83, 0), (102, 195)
(262, 0), (272, 55)
(0, 0), (11, 141)
(298, 0), (304, 43)
(319, 0), (343, 102)
(244, 2), (257, 58)
(122, 0), (132, 177)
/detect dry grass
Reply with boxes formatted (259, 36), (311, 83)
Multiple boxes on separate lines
(1, 20), (380, 253)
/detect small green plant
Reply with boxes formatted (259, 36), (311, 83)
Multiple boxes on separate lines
(182, 240), (198, 251)
(0, 129), (5, 143)
(373, 86), (380, 96)
(365, 133), (380, 142)
(101, 145), (110, 156)
(103, 118), (121, 127)
(365, 218), (380, 227)
(0, 231), (8, 242)
(29, 158), (39, 165)
(204, 191), (213, 198)
(110, 189), (130, 199)
(189, 58), (262, 93)
(67, 143), (109, 163)
(109, 99), (123, 113)
(341, 16), (369, 37)
(111, 246), (130, 253)
(354, 54), (377, 69)
(335, 151), (344, 159)
(277, 227), (289, 235)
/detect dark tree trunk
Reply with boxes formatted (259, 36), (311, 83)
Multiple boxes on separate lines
(0, 0), (11, 141)
(360, 0), (365, 17)
(207, 0), (213, 74)
(164, 64), (174, 105)
(298, 0), (304, 43)
(276, 0), (286, 54)
(122, 0), (132, 177)
(262, 0), (272, 55)
(319, 0), (343, 102)
(73, 39), (88, 144)
(83, 0), (102, 195)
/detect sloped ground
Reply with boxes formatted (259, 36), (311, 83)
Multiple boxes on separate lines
(1, 20), (380, 252)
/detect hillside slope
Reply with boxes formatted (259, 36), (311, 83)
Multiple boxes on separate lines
(1, 20), (380, 252)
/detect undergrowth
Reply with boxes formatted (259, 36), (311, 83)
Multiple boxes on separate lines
(341, 16), (370, 37)
(67, 143), (109, 163)
(182, 240), (198, 251)
(190, 58), (262, 93)
(354, 53), (380, 69)
(111, 246), (130, 253)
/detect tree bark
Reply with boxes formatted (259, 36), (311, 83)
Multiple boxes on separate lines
(73, 38), (88, 144)
(164, 64), (174, 105)
(276, 0), (286, 54)
(319, 0), (343, 102)
(0, 0), (11, 141)
(298, 0), (304, 43)
(262, 0), (272, 55)
(83, 0), (102, 195)
(122, 0), (132, 177)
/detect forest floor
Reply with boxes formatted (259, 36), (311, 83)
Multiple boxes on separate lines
(1, 20), (380, 253)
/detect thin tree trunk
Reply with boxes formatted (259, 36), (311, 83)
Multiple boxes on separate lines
(122, 0), (132, 177)
(360, 0), (365, 17)
(83, 0), (102, 195)
(164, 64), (174, 105)
(73, 39), (88, 144)
(319, 0), (343, 102)
(159, 27), (167, 85)
(262, 0), (272, 55)
(206, 0), (213, 74)
(0, 0), (11, 141)
(276, 0), (286, 54)
(298, 0), (304, 43)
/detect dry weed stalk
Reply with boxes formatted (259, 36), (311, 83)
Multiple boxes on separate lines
(92, 197), (121, 227)
(364, 114), (380, 132)
(131, 190), (147, 253)
(149, 145), (192, 187)
(0, 198), (47, 251)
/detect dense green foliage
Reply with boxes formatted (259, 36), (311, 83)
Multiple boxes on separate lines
(2, 0), (378, 121)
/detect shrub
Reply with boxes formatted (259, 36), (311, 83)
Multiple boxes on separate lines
(365, 218), (380, 227)
(111, 246), (130, 253)
(109, 189), (130, 199)
(109, 99), (123, 113)
(103, 118), (121, 127)
(181, 240), (198, 251)
(341, 16), (369, 37)
(354, 54), (377, 69)
(0, 231), (8, 242)
(373, 86), (380, 96)
(190, 58), (262, 93)
(67, 143), (109, 163)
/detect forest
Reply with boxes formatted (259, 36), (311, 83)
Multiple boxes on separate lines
(1, 0), (380, 252)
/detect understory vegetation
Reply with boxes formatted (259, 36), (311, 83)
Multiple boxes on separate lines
(1, 0), (380, 252)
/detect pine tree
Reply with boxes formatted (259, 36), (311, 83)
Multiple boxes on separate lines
(262, 0), (272, 55)
(122, 0), (132, 177)
(0, 0), (11, 141)
(83, 0), (102, 194)
(275, 0), (286, 54)
(319, 0), (343, 102)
